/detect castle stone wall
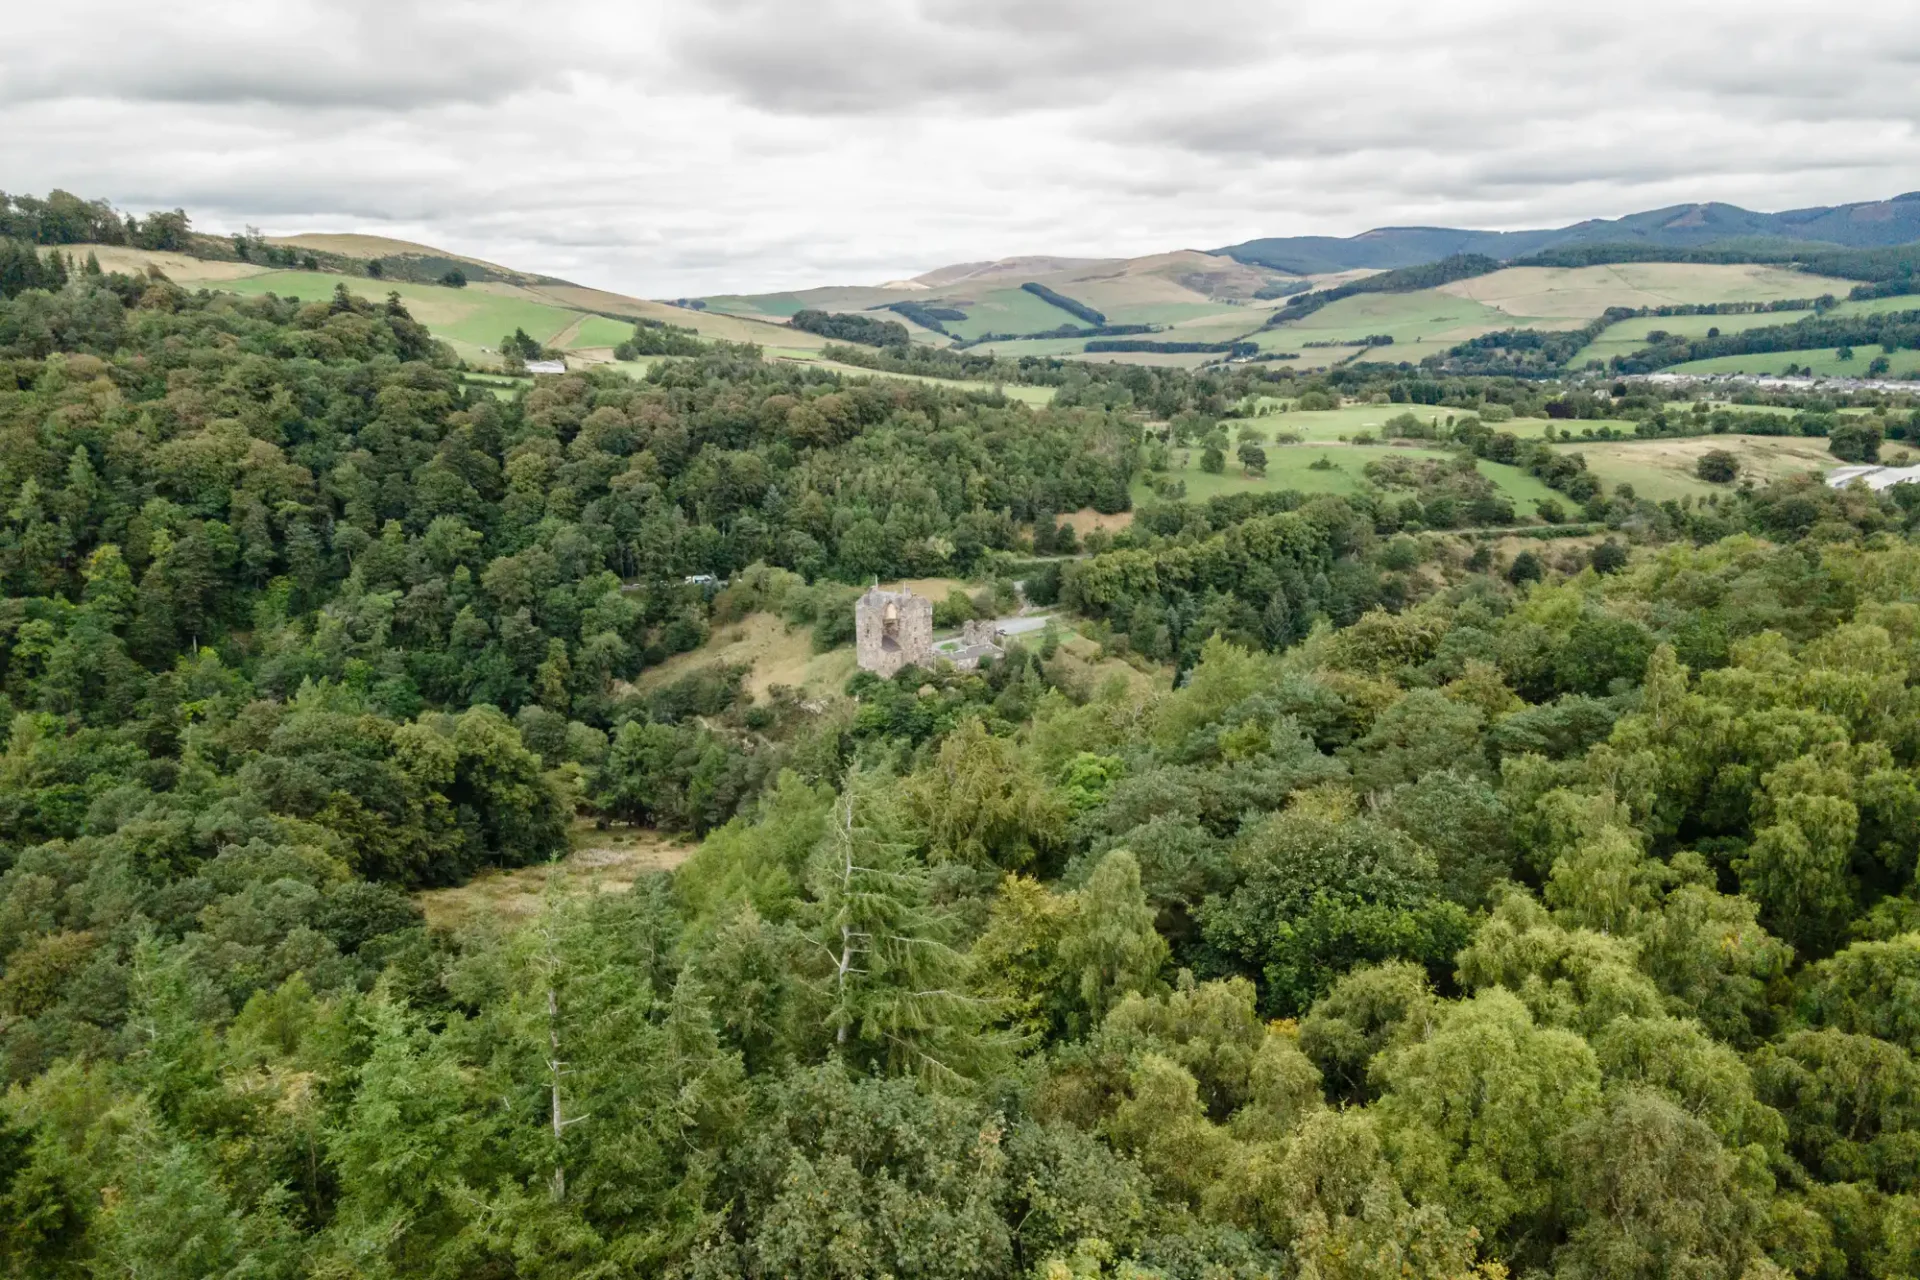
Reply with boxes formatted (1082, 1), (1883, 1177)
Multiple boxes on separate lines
(854, 587), (934, 677)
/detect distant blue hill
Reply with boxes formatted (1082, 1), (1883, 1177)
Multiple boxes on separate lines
(1215, 193), (1920, 275)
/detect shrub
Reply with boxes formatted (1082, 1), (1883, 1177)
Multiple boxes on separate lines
(1696, 450), (1741, 483)
(1829, 420), (1883, 463)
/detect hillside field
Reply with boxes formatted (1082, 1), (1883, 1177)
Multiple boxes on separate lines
(1248, 263), (1879, 369)
(1550, 433), (1840, 501)
(75, 246), (833, 365)
(1665, 346), (1920, 379)
(700, 255), (1879, 373)
(774, 359), (1056, 405)
(1570, 294), (1920, 369)
(1236, 402), (1636, 441)
(82, 247), (1080, 402)
(1439, 262), (1856, 315)
(940, 285), (1092, 340)
(1137, 442), (1562, 514)
(1570, 310), (1817, 368)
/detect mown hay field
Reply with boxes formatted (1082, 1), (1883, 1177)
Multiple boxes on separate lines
(1551, 433), (1841, 502)
(1439, 263), (1860, 316)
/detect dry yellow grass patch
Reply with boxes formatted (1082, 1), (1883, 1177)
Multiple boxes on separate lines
(635, 612), (856, 702)
(1616, 433), (1830, 473)
(1061, 509), (1134, 535)
(415, 824), (694, 931)
(1051, 633), (1169, 698)
(878, 576), (970, 599)
(1488, 531), (1608, 561)
(74, 244), (269, 281)
(1056, 249), (1277, 306)
(266, 232), (519, 273)
(1441, 264), (1859, 319)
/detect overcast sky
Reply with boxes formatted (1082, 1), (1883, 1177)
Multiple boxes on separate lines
(6, 1), (1918, 297)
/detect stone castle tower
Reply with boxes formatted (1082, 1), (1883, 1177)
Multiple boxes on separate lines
(854, 586), (934, 677)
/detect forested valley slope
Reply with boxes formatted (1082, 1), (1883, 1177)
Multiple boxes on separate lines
(0, 244), (1915, 1280)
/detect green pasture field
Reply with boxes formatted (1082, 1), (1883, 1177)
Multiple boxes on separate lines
(943, 286), (1092, 340)
(1093, 300), (1248, 328)
(756, 355), (1059, 404)
(208, 270), (582, 360)
(1078, 349), (1228, 368)
(1347, 336), (1466, 367)
(1266, 290), (1558, 348)
(1236, 403), (1629, 442)
(1253, 264), (1870, 368)
(702, 293), (806, 319)
(1664, 346), (1920, 379)
(960, 335), (1093, 358)
(599, 357), (662, 379)
(791, 359), (1056, 406)
(562, 315), (639, 349)
(460, 372), (533, 401)
(1256, 350), (1366, 371)
(699, 285), (904, 322)
(883, 312), (957, 345)
(1136, 441), (1561, 515)
(960, 337), (1226, 369)
(1570, 310), (1815, 367)
(1831, 294), (1920, 318)
(1247, 323), (1359, 358)
(703, 292), (964, 346)
(1148, 308), (1271, 342)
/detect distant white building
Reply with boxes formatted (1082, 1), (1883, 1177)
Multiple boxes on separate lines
(1827, 465), (1920, 492)
(524, 359), (566, 375)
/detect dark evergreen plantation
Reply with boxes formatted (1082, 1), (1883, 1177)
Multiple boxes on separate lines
(0, 265), (1916, 1279)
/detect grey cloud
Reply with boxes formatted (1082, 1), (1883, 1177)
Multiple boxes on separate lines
(660, 0), (1284, 114)
(0, 0), (578, 108)
(6, 0), (1920, 297)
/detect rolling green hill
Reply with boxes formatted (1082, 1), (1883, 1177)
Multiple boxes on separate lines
(710, 252), (1897, 372)
(83, 244), (837, 367)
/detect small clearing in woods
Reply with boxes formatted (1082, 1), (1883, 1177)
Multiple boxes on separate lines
(877, 576), (970, 599)
(415, 823), (693, 931)
(636, 611), (856, 702)
(1061, 508), (1134, 535)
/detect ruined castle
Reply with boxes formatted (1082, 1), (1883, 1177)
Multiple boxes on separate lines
(854, 586), (934, 677)
(854, 586), (1004, 676)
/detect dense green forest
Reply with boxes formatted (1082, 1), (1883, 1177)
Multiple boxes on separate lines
(0, 263), (1918, 1279)
(788, 309), (910, 348)
(1022, 282), (1108, 327)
